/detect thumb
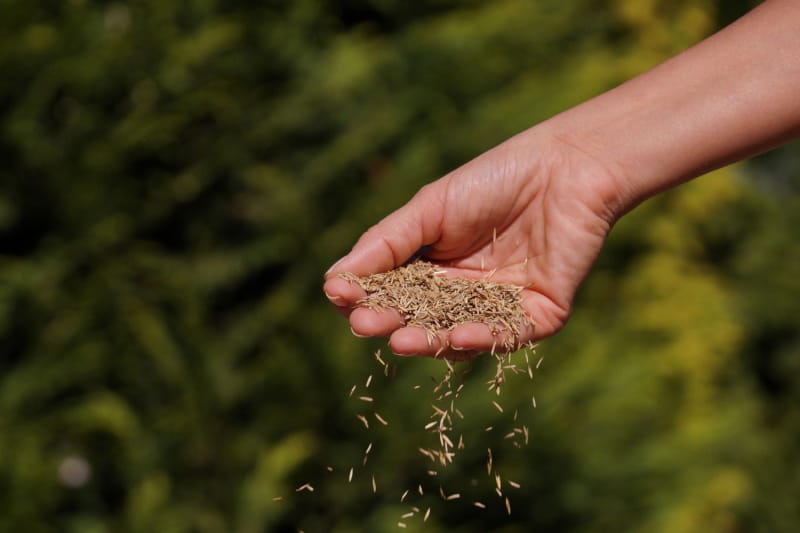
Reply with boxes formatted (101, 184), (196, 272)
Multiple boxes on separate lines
(325, 183), (445, 278)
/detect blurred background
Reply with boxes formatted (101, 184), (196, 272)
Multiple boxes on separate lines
(2, 0), (800, 531)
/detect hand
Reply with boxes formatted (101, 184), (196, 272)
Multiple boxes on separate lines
(323, 128), (625, 358)
(324, 0), (800, 358)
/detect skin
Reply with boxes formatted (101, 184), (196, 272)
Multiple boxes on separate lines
(323, 0), (800, 358)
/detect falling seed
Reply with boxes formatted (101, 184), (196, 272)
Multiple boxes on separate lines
(505, 497), (512, 515)
(326, 466), (334, 472)
(427, 470), (438, 476)
(532, 394), (537, 408)
(513, 409), (518, 421)
(418, 484), (424, 495)
(365, 374), (373, 388)
(474, 501), (486, 509)
(492, 400), (504, 413)
(439, 486), (446, 500)
(356, 414), (369, 429)
(272, 496), (283, 501)
(536, 356), (544, 369)
(401, 512), (415, 519)
(358, 396), (374, 403)
(397, 523), (407, 529)
(372, 475), (377, 493)
(413, 385), (421, 390)
(374, 412), (389, 426)
(296, 483), (314, 492)
(424, 507), (431, 521)
(401, 489), (409, 502)
(446, 493), (461, 501)
(495, 474), (502, 491)
(508, 480), (521, 489)
(349, 385), (357, 397)
(485, 426), (493, 432)
(348, 468), (354, 482)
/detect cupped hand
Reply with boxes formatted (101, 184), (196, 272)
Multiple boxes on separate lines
(323, 128), (626, 358)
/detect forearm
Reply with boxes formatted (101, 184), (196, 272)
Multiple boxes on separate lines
(545, 0), (800, 213)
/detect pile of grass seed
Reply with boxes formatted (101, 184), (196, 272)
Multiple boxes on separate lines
(340, 260), (531, 352)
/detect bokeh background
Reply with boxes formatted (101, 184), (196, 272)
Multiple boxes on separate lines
(3, 0), (800, 531)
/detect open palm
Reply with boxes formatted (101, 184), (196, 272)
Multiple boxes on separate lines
(323, 130), (623, 357)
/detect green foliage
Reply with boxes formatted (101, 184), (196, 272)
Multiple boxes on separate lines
(1, 0), (796, 531)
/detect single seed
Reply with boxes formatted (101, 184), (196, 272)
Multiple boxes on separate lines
(418, 484), (424, 495)
(508, 480), (521, 489)
(505, 497), (512, 515)
(358, 396), (374, 403)
(492, 400), (504, 413)
(296, 483), (314, 492)
(374, 412), (389, 425)
(349, 385), (357, 397)
(372, 475), (377, 493)
(447, 493), (461, 500)
(397, 523), (407, 529)
(424, 507), (431, 521)
(348, 468), (354, 482)
(272, 496), (283, 501)
(474, 501), (486, 509)
(401, 512), (414, 519)
(326, 466), (334, 472)
(401, 489), (409, 502)
(366, 374), (373, 388)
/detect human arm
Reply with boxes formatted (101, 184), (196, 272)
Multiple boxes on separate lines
(323, 0), (800, 357)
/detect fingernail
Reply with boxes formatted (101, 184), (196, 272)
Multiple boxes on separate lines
(323, 291), (343, 304)
(350, 326), (368, 339)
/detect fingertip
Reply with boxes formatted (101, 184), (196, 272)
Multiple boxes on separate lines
(349, 307), (405, 337)
(323, 276), (366, 306)
(389, 327), (437, 356)
(448, 323), (496, 351)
